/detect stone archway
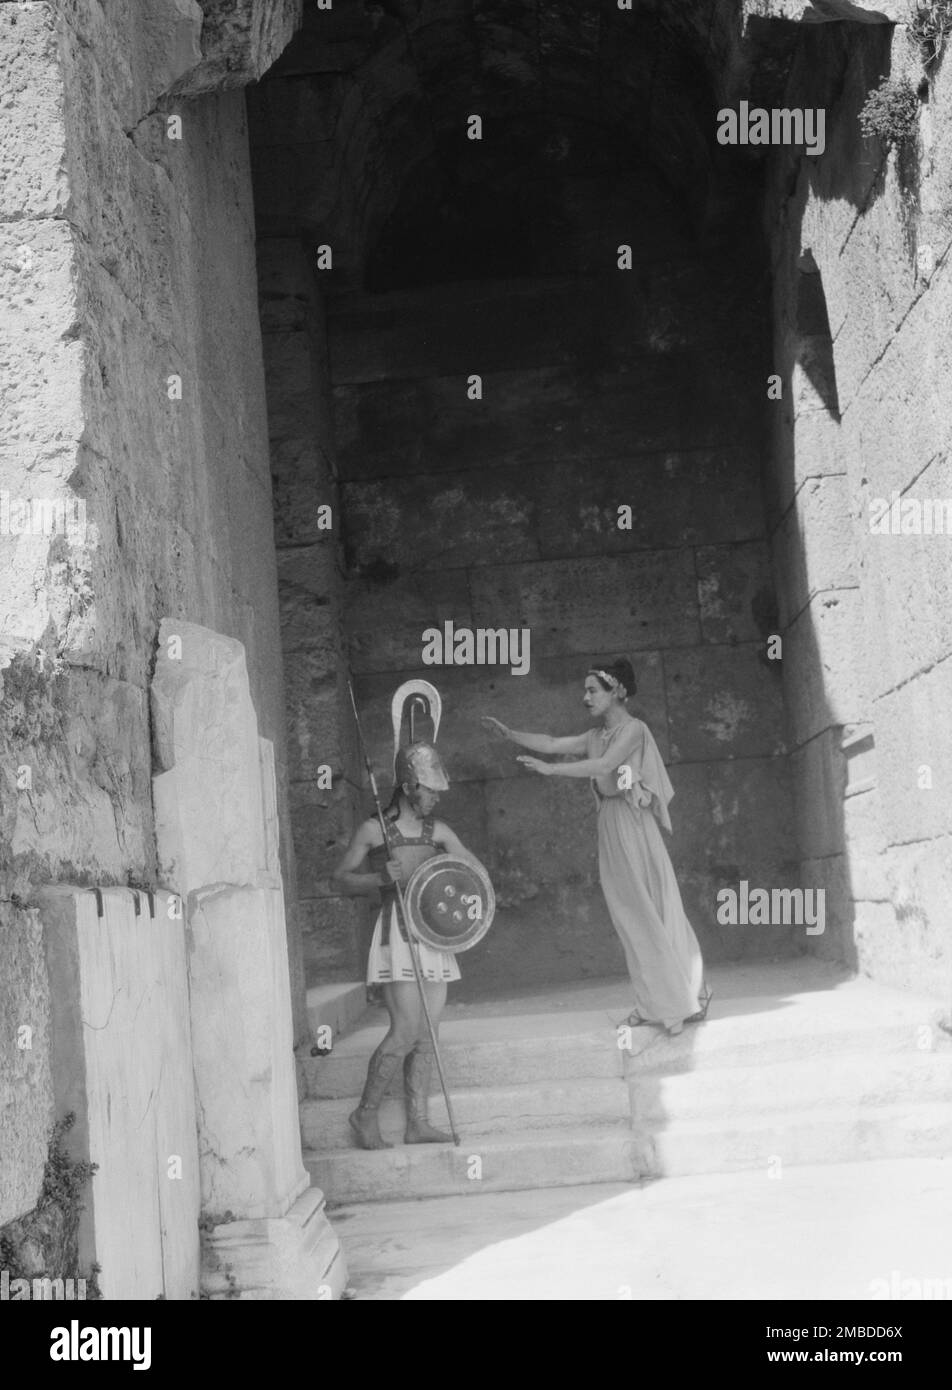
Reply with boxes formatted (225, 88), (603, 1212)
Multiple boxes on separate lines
(252, 0), (797, 1000)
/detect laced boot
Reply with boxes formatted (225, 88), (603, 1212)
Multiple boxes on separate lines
(403, 1041), (453, 1144)
(348, 1043), (404, 1150)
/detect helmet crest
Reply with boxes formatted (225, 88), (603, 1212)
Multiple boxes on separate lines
(391, 680), (449, 792)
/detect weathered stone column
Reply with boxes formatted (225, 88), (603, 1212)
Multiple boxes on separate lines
(39, 886), (201, 1300)
(151, 618), (345, 1298)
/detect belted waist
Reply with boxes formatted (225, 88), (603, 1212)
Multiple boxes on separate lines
(379, 884), (409, 939)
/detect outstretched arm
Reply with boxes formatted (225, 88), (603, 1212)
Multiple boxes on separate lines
(481, 715), (588, 756)
(518, 722), (643, 779)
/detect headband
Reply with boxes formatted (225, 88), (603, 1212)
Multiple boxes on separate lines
(589, 668), (627, 696)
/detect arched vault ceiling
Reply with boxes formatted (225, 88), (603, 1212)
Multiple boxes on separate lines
(252, 0), (897, 276)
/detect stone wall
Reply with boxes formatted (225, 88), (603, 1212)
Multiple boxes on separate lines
(41, 886), (200, 1300)
(246, 3), (809, 996)
(1, 0), (305, 1246)
(764, 13), (952, 998)
(255, 236), (370, 986)
(329, 248), (798, 995)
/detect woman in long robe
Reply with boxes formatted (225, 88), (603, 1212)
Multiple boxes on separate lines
(482, 659), (710, 1036)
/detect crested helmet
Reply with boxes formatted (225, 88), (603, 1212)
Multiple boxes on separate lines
(391, 679), (449, 792)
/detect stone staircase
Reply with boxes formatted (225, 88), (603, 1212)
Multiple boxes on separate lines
(298, 962), (952, 1207)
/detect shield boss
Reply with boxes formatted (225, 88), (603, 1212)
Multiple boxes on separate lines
(404, 854), (495, 954)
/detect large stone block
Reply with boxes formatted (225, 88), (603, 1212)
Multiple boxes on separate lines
(0, 220), (84, 452)
(278, 547), (343, 657)
(873, 662), (952, 846)
(672, 756), (800, 961)
(332, 362), (691, 480)
(188, 885), (308, 1219)
(484, 774), (600, 898)
(151, 621), (278, 895)
(469, 551), (700, 660)
(341, 469), (541, 571)
(540, 450), (767, 557)
(783, 588), (866, 746)
(789, 727), (847, 860)
(0, 3), (68, 220)
(771, 473), (856, 627)
(202, 1186), (347, 1300)
(697, 541), (776, 645)
(764, 405), (842, 534)
(855, 459), (952, 699)
(855, 837), (952, 999)
(0, 901), (53, 1229)
(40, 886), (201, 1299)
(299, 895), (368, 987)
(2, 665), (154, 889)
(172, 0), (303, 96)
(843, 785), (890, 901)
(291, 778), (358, 896)
(284, 651), (350, 782)
(324, 268), (758, 388)
(341, 448), (766, 577)
(345, 568), (474, 674)
(664, 644), (785, 761)
(56, 0), (204, 134)
(257, 238), (313, 333)
(800, 854), (856, 968)
(842, 272), (952, 503)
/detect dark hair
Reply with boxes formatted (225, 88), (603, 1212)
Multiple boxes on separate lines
(590, 658), (636, 697)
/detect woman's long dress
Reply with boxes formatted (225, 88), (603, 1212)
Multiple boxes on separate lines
(589, 719), (703, 1027)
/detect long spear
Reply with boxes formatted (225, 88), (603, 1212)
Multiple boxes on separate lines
(346, 680), (460, 1146)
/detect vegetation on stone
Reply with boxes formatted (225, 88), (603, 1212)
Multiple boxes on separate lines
(910, 0), (952, 65)
(0, 1113), (101, 1298)
(858, 76), (921, 147)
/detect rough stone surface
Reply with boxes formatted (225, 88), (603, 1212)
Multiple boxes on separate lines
(189, 886), (309, 1218)
(0, 901), (53, 1229)
(152, 621), (277, 896)
(766, 13), (952, 996)
(151, 621), (305, 1216)
(39, 886), (201, 1300)
(172, 0), (303, 97)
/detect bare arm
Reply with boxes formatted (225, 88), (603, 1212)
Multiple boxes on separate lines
(332, 820), (397, 897)
(433, 820), (469, 857)
(481, 715), (588, 757)
(518, 722), (643, 780)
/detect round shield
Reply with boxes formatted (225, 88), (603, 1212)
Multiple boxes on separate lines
(404, 854), (495, 954)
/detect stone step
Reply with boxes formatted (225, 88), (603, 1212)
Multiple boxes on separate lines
(629, 1050), (952, 1122)
(637, 1103), (952, 1179)
(621, 1013), (943, 1077)
(305, 1125), (645, 1206)
(303, 1028), (624, 1099)
(301, 1077), (630, 1151)
(305, 981), (368, 1046)
(302, 1009), (938, 1100)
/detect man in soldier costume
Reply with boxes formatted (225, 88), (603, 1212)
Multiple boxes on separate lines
(334, 680), (476, 1150)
